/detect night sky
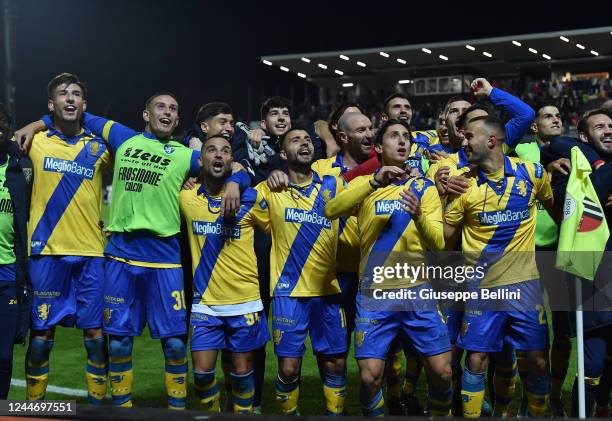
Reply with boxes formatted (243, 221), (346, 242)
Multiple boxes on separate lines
(1, 0), (609, 129)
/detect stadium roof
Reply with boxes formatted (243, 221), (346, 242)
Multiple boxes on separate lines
(261, 27), (612, 88)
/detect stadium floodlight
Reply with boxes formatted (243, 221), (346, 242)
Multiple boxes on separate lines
(421, 48), (432, 54)
(396, 58), (406, 64)
(542, 54), (551, 60)
(342, 82), (354, 87)
(529, 48), (538, 54)
(334, 69), (344, 75)
(482, 51), (492, 58)
(339, 55), (349, 61)
(297, 73), (306, 79)
(379, 52), (389, 57)
(576, 43), (585, 50)
(466, 45), (475, 51)
(280, 66), (289, 72)
(512, 40), (522, 46)
(560, 36), (569, 42)
(356, 61), (366, 67)
(318, 63), (328, 69)
(591, 50), (599, 56)
(262, 60), (273, 66)
(301, 57), (311, 63)
(398, 80), (411, 84)
(439, 54), (448, 61)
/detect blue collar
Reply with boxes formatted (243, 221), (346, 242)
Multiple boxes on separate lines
(197, 183), (223, 207)
(331, 154), (351, 175)
(47, 126), (93, 145)
(289, 171), (323, 197)
(476, 156), (515, 194)
(457, 149), (472, 169)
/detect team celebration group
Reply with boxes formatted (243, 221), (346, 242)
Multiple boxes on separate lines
(0, 71), (611, 418)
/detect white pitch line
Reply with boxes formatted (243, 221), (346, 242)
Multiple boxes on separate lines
(11, 378), (88, 397)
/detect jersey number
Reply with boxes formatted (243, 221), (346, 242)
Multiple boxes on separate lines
(172, 290), (186, 311)
(535, 304), (546, 325)
(244, 312), (260, 326)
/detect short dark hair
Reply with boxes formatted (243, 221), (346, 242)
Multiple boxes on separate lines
(47, 73), (87, 100)
(466, 114), (506, 141)
(457, 102), (494, 130)
(261, 96), (291, 120)
(144, 91), (179, 109)
(383, 93), (411, 114)
(373, 119), (412, 144)
(280, 126), (309, 149)
(195, 102), (233, 125)
(201, 134), (232, 150)
(444, 94), (472, 112)
(534, 101), (560, 117)
(577, 108), (612, 134)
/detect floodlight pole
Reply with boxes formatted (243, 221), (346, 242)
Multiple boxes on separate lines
(575, 276), (586, 418)
(3, 0), (15, 119)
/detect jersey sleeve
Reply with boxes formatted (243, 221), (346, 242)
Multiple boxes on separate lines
(250, 182), (271, 233)
(444, 191), (467, 226)
(81, 112), (139, 153)
(324, 175), (372, 219)
(489, 88), (536, 149)
(532, 162), (553, 203)
(414, 184), (444, 251)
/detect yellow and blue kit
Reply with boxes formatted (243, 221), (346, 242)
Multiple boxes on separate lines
(444, 155), (552, 353)
(311, 154), (360, 334)
(180, 184), (269, 353)
(254, 172), (347, 357)
(324, 174), (450, 359)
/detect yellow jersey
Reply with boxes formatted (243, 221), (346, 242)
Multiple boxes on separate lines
(254, 172), (341, 297)
(28, 128), (110, 256)
(444, 156), (553, 287)
(180, 184), (263, 306)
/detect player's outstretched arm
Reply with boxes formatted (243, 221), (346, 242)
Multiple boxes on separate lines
(78, 112), (139, 153)
(472, 77), (535, 149)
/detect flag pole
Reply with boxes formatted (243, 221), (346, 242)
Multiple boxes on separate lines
(575, 276), (586, 418)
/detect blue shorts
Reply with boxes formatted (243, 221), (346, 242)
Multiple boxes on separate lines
(354, 293), (451, 359)
(103, 259), (187, 339)
(457, 280), (548, 353)
(190, 310), (269, 353)
(271, 295), (347, 358)
(30, 256), (104, 330)
(444, 309), (463, 343)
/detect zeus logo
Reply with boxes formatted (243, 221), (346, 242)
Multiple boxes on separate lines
(375, 200), (403, 215)
(284, 208), (331, 229)
(122, 148), (171, 166)
(478, 209), (530, 226)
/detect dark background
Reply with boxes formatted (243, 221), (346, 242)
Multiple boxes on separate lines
(1, 0), (608, 129)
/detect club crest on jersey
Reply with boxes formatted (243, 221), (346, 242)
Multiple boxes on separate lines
(88, 140), (100, 156)
(22, 168), (33, 183)
(321, 189), (332, 204)
(163, 145), (175, 155)
(461, 320), (470, 338)
(37, 303), (51, 321)
(104, 308), (113, 325)
(413, 178), (425, 192)
(273, 329), (283, 346)
(355, 330), (366, 348)
(516, 180), (528, 197)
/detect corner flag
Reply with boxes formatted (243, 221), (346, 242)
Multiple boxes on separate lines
(556, 146), (609, 281)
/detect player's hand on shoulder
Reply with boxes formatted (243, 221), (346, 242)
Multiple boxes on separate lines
(231, 162), (246, 174)
(399, 188), (422, 220)
(546, 157), (570, 176)
(370, 166), (405, 188)
(446, 174), (470, 195)
(428, 150), (448, 163)
(221, 182), (241, 218)
(434, 166), (450, 196)
(267, 169), (289, 190)
(14, 119), (46, 151)
(182, 177), (197, 190)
